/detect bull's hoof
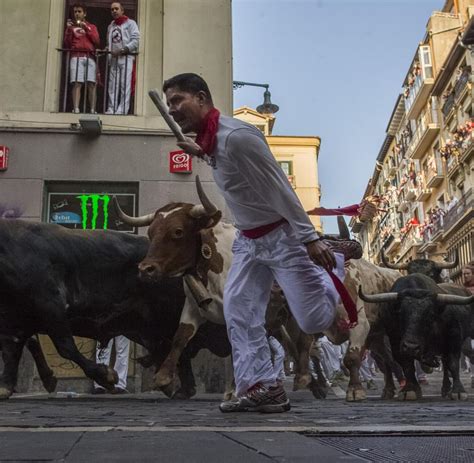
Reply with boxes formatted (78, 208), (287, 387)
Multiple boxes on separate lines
(153, 370), (173, 390)
(160, 383), (176, 398)
(381, 388), (395, 400)
(0, 387), (12, 400)
(309, 378), (327, 400)
(450, 391), (468, 401)
(346, 385), (366, 402)
(398, 390), (419, 401)
(95, 365), (118, 391)
(43, 375), (58, 393)
(441, 387), (452, 399)
(293, 374), (312, 391)
(172, 390), (192, 400)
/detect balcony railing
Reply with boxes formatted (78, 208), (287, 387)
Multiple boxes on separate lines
(407, 108), (440, 160)
(442, 92), (455, 118)
(398, 226), (423, 258)
(442, 188), (473, 233)
(454, 70), (470, 99)
(58, 49), (138, 115)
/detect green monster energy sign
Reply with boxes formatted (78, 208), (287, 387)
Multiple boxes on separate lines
(77, 194), (110, 230)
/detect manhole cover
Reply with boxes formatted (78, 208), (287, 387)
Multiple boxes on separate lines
(311, 436), (474, 462)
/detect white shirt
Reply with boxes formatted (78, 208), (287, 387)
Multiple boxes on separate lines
(211, 115), (319, 244)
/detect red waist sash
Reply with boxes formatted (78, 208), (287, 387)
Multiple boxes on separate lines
(241, 218), (288, 239)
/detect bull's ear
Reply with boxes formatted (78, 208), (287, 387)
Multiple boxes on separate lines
(198, 210), (222, 230)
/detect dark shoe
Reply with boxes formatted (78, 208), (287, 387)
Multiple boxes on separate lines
(219, 383), (290, 413)
(92, 387), (107, 395)
(112, 387), (129, 394)
(320, 237), (363, 261)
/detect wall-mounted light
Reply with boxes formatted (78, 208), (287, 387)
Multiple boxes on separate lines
(79, 115), (102, 136)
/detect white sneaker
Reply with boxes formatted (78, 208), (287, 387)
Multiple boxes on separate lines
(105, 109), (114, 115)
(72, 108), (80, 114)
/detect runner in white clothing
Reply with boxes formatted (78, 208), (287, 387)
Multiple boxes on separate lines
(162, 73), (362, 413)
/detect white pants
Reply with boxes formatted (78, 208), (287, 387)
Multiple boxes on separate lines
(359, 356), (374, 381)
(107, 56), (134, 114)
(94, 335), (130, 389)
(319, 336), (343, 380)
(268, 335), (285, 381)
(224, 223), (344, 396)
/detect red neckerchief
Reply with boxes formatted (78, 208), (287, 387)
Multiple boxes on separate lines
(195, 108), (220, 155)
(114, 15), (129, 26)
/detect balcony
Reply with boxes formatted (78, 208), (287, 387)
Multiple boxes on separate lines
(426, 169), (444, 188)
(446, 155), (461, 177)
(58, 49), (138, 115)
(405, 74), (435, 120)
(407, 111), (440, 160)
(442, 188), (473, 236)
(397, 226), (423, 259)
(460, 132), (474, 164)
(416, 188), (432, 202)
(405, 187), (417, 201)
(442, 92), (455, 118)
(385, 232), (401, 254)
(454, 70), (470, 101)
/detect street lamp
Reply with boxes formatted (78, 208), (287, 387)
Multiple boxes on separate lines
(232, 81), (279, 114)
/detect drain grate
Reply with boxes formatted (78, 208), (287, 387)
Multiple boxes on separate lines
(310, 436), (474, 462)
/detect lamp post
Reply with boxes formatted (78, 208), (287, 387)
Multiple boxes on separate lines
(232, 81), (279, 115)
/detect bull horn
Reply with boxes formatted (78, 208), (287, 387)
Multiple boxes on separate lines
(358, 286), (399, 303)
(381, 249), (408, 270)
(435, 250), (459, 270)
(436, 293), (474, 305)
(337, 216), (350, 240)
(196, 175), (218, 216)
(112, 196), (155, 227)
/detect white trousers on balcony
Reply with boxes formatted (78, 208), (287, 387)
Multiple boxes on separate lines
(107, 56), (134, 115)
(94, 335), (130, 390)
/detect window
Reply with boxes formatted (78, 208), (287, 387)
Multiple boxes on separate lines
(44, 182), (139, 233)
(278, 161), (293, 176)
(59, 0), (139, 115)
(419, 45), (433, 80)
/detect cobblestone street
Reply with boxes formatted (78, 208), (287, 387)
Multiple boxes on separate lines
(1, 373), (474, 462)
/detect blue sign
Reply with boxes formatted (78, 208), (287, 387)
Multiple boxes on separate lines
(51, 211), (82, 224)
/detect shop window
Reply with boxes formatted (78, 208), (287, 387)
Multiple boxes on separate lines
(44, 182), (139, 233)
(278, 161), (293, 176)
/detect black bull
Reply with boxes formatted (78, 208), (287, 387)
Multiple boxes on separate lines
(360, 273), (474, 400)
(0, 219), (230, 399)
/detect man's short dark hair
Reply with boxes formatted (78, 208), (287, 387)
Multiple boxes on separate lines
(163, 73), (213, 103)
(72, 3), (87, 12)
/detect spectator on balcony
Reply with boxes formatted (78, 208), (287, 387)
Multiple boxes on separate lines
(64, 3), (100, 114)
(106, 2), (140, 115)
(462, 265), (474, 296)
(446, 195), (459, 212)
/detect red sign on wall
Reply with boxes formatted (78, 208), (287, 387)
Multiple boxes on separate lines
(0, 146), (9, 171)
(169, 150), (192, 173)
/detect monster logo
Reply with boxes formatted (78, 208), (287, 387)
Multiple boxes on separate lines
(77, 194), (110, 230)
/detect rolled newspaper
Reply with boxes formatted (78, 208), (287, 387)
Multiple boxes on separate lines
(148, 89), (186, 142)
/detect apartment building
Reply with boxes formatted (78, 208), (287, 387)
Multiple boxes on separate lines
(351, 0), (474, 283)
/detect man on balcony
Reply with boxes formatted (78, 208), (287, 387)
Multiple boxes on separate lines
(64, 3), (100, 114)
(106, 2), (140, 115)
